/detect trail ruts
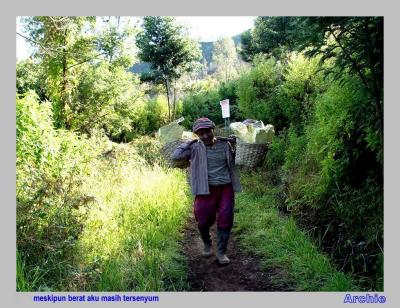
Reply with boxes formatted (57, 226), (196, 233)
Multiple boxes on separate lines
(181, 214), (294, 291)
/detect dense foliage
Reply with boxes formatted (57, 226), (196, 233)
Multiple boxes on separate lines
(17, 91), (107, 289)
(181, 79), (242, 129)
(237, 17), (383, 288)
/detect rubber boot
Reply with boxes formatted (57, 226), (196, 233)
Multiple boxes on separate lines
(216, 227), (231, 265)
(199, 226), (213, 257)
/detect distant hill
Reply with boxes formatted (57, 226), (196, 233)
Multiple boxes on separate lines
(129, 30), (247, 75)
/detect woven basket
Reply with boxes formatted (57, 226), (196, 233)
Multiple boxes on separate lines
(214, 126), (230, 137)
(160, 139), (190, 169)
(235, 139), (268, 168)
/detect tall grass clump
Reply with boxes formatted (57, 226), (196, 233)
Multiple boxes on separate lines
(75, 145), (191, 291)
(16, 249), (45, 291)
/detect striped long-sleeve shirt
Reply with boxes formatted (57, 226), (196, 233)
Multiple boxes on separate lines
(172, 138), (242, 196)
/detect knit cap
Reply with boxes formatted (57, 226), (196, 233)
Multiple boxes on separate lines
(193, 117), (216, 133)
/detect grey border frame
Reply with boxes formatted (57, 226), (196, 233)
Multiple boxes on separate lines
(2, 0), (398, 307)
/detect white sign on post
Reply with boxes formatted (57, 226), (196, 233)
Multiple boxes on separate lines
(220, 99), (230, 118)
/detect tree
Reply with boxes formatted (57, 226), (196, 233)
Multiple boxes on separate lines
(199, 58), (209, 79)
(136, 16), (202, 121)
(21, 16), (98, 128)
(298, 17), (383, 138)
(239, 30), (256, 62)
(19, 16), (143, 136)
(239, 17), (301, 62)
(254, 17), (300, 51)
(211, 37), (239, 82)
(67, 18), (145, 140)
(95, 17), (138, 68)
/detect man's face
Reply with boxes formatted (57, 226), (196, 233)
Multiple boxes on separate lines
(195, 128), (214, 146)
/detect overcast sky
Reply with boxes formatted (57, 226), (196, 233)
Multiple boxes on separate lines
(16, 16), (256, 61)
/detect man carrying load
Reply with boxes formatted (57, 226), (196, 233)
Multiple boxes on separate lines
(172, 117), (242, 265)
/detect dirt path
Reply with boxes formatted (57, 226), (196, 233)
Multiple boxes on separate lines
(181, 214), (294, 291)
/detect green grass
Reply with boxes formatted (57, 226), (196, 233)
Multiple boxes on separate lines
(16, 250), (47, 291)
(72, 146), (191, 291)
(18, 139), (191, 291)
(18, 135), (359, 292)
(234, 169), (357, 291)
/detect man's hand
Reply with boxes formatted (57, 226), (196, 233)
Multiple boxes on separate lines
(227, 135), (237, 143)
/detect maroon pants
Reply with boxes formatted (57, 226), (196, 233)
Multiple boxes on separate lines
(193, 183), (234, 231)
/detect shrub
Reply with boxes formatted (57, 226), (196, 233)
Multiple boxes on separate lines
(264, 132), (288, 171)
(141, 95), (169, 134)
(236, 56), (288, 130)
(181, 79), (241, 128)
(17, 91), (107, 289)
(278, 53), (325, 134)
